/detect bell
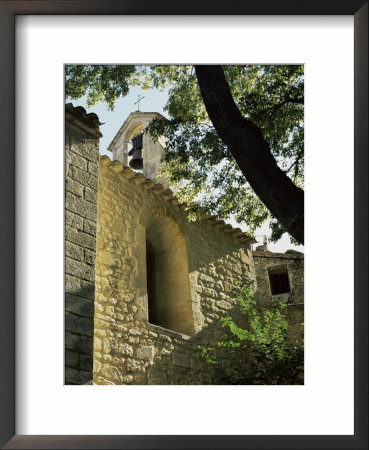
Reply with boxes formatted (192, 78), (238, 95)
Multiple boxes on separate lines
(129, 133), (144, 170)
(129, 149), (143, 170)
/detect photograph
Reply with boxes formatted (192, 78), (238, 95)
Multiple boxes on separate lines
(1, 2), (366, 447)
(65, 64), (304, 386)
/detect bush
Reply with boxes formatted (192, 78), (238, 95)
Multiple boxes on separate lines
(200, 279), (304, 385)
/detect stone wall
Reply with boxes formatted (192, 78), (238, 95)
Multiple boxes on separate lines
(93, 156), (256, 385)
(65, 105), (101, 384)
(253, 251), (304, 305)
(253, 250), (304, 342)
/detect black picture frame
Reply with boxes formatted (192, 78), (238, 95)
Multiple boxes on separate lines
(0, 1), (367, 449)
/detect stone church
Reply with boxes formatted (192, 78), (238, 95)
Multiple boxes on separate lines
(65, 103), (304, 385)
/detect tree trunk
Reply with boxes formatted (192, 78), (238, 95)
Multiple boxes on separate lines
(195, 65), (304, 245)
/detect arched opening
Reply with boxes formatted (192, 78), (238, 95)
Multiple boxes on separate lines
(125, 122), (144, 171)
(145, 213), (193, 335)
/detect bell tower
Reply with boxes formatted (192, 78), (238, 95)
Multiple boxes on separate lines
(107, 112), (168, 188)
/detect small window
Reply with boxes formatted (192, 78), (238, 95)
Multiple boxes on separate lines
(268, 265), (290, 295)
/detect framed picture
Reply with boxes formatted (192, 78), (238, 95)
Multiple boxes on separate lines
(1, 1), (367, 448)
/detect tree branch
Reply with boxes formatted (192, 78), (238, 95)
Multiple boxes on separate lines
(194, 65), (304, 244)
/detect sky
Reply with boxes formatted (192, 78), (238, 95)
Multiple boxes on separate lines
(67, 86), (304, 254)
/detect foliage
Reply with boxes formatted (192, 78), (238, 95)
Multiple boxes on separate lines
(65, 65), (304, 242)
(200, 279), (304, 385)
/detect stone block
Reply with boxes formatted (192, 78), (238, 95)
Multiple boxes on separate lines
(87, 160), (99, 174)
(65, 332), (92, 354)
(122, 375), (134, 384)
(129, 328), (142, 336)
(65, 311), (94, 337)
(65, 211), (83, 231)
(66, 178), (84, 198)
(66, 192), (97, 222)
(66, 149), (88, 170)
(127, 358), (141, 372)
(65, 274), (81, 294)
(68, 164), (98, 190)
(148, 369), (167, 385)
(94, 337), (102, 352)
(84, 249), (95, 265)
(65, 294), (94, 318)
(118, 343), (133, 356)
(84, 186), (98, 204)
(93, 359), (102, 374)
(101, 364), (123, 382)
(71, 141), (99, 163)
(65, 349), (79, 369)
(79, 280), (96, 300)
(103, 337), (118, 354)
(83, 219), (97, 237)
(81, 354), (93, 371)
(65, 367), (92, 385)
(172, 353), (190, 368)
(65, 257), (96, 282)
(137, 346), (154, 361)
(66, 227), (96, 251)
(65, 241), (84, 262)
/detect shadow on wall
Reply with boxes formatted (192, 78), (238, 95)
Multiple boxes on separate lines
(147, 302), (304, 385)
(91, 177), (304, 385)
(65, 283), (95, 385)
(93, 289), (304, 386)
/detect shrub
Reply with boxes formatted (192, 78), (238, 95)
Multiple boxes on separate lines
(200, 279), (304, 385)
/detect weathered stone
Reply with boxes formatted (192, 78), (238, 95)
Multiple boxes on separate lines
(66, 149), (88, 171)
(129, 328), (142, 336)
(66, 192), (97, 222)
(84, 186), (98, 204)
(68, 165), (98, 190)
(65, 241), (84, 262)
(66, 178), (84, 197)
(65, 294), (94, 318)
(84, 249), (95, 265)
(71, 141), (99, 163)
(93, 360), (102, 373)
(94, 337), (102, 352)
(118, 343), (133, 356)
(101, 364), (123, 382)
(66, 227), (96, 251)
(65, 257), (95, 282)
(172, 353), (190, 368)
(103, 338), (118, 354)
(148, 369), (167, 385)
(80, 354), (93, 371)
(66, 332), (92, 355)
(65, 367), (92, 385)
(84, 219), (97, 237)
(65, 211), (84, 231)
(65, 312), (94, 337)
(65, 350), (79, 368)
(136, 346), (154, 360)
(122, 375), (134, 384)
(127, 358), (141, 372)
(88, 160), (99, 174)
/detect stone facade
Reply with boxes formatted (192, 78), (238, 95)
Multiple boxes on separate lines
(253, 249), (304, 342)
(253, 250), (304, 306)
(93, 156), (256, 385)
(65, 104), (101, 384)
(65, 105), (304, 385)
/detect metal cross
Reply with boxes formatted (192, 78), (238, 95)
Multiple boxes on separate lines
(134, 94), (145, 111)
